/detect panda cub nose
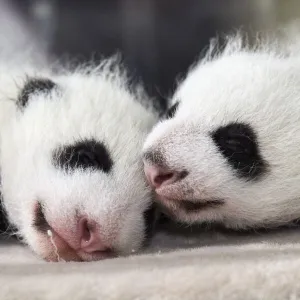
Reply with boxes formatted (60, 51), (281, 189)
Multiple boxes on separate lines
(144, 163), (188, 189)
(78, 217), (109, 253)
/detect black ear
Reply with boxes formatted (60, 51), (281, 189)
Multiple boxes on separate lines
(211, 122), (268, 180)
(18, 77), (57, 108)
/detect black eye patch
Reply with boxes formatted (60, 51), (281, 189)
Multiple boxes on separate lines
(52, 139), (113, 173)
(18, 77), (57, 108)
(211, 122), (268, 180)
(165, 102), (179, 119)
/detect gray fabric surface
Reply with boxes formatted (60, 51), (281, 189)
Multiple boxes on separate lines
(1, 226), (300, 299)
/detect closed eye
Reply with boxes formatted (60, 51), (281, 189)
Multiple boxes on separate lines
(211, 122), (268, 180)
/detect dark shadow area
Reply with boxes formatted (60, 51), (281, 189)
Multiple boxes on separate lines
(9, 0), (265, 109)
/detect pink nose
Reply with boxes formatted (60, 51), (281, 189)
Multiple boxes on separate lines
(77, 218), (109, 253)
(144, 164), (187, 189)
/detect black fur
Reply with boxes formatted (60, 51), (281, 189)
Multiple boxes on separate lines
(0, 173), (10, 234)
(165, 102), (179, 119)
(142, 204), (158, 245)
(0, 194), (16, 235)
(211, 122), (267, 180)
(53, 139), (113, 173)
(33, 202), (50, 233)
(0, 202), (9, 233)
(18, 78), (56, 108)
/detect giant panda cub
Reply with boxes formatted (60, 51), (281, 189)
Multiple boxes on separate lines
(0, 1), (162, 263)
(143, 32), (300, 230)
(0, 57), (160, 262)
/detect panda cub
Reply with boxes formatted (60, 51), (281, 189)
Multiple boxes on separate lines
(143, 32), (300, 230)
(0, 56), (160, 262)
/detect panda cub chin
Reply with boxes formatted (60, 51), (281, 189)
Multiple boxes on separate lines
(0, 56), (160, 262)
(143, 31), (300, 230)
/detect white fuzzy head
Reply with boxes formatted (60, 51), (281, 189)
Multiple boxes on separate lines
(143, 33), (300, 230)
(0, 60), (158, 261)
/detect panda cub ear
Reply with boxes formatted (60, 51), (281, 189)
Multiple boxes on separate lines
(18, 77), (57, 109)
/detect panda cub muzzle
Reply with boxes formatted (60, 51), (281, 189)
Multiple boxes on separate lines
(33, 202), (113, 262)
(143, 152), (224, 217)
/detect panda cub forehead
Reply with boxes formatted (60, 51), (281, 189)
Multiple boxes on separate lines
(0, 63), (158, 262)
(143, 33), (300, 229)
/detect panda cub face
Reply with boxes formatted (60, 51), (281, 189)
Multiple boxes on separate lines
(0, 64), (158, 262)
(143, 36), (300, 229)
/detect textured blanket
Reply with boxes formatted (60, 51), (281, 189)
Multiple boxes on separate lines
(1, 225), (300, 300)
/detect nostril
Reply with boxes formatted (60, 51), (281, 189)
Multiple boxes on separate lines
(154, 173), (174, 186)
(78, 217), (110, 253)
(179, 170), (189, 180)
(80, 218), (92, 243)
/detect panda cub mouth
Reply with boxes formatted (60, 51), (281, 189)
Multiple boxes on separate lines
(179, 199), (224, 212)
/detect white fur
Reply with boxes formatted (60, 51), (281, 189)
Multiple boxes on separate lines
(0, 59), (158, 260)
(143, 29), (300, 229)
(0, 5), (159, 260)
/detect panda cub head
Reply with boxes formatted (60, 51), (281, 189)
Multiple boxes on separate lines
(143, 33), (300, 229)
(0, 61), (158, 262)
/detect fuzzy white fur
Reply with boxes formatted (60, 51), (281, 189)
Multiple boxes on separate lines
(143, 30), (300, 229)
(0, 62), (159, 260)
(0, 61), (158, 261)
(0, 2), (159, 260)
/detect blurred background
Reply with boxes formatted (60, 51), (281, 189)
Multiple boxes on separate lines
(4, 0), (300, 109)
